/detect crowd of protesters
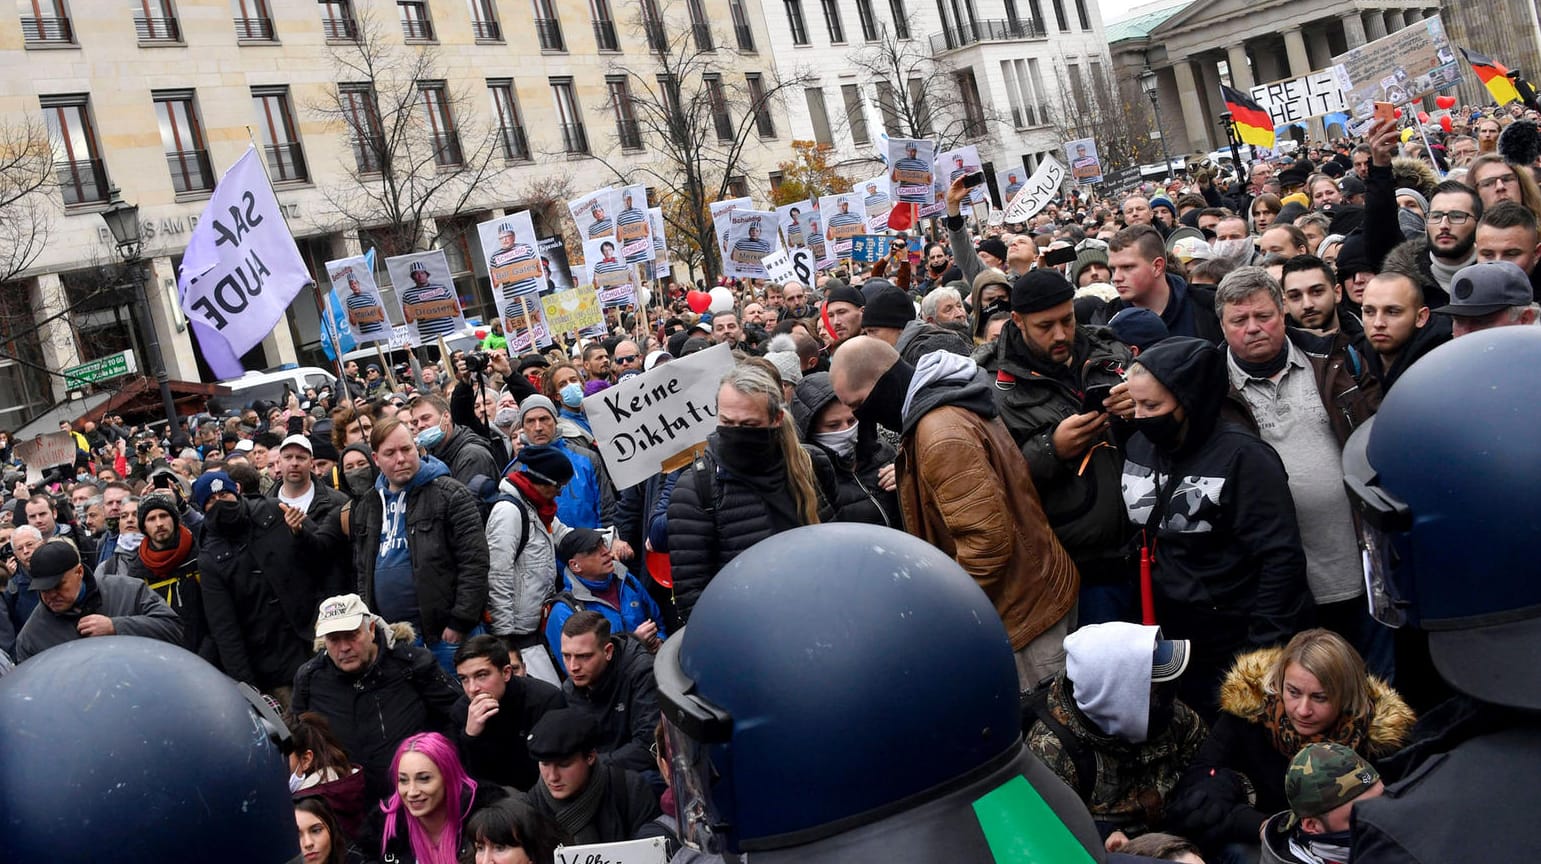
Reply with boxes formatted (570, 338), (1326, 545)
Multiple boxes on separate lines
(1, 98), (1539, 864)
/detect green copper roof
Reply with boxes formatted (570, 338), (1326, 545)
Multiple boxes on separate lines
(1104, 0), (1194, 43)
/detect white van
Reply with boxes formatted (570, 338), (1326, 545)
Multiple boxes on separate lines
(210, 366), (337, 414)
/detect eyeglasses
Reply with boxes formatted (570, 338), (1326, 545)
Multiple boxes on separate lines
(1426, 210), (1473, 225)
(615, 354), (640, 365)
(1476, 175), (1518, 190)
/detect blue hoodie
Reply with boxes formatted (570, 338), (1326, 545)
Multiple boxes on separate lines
(372, 455), (452, 629)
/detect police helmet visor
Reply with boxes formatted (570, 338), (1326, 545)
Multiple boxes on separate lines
(657, 635), (736, 856)
(1341, 419), (1415, 628)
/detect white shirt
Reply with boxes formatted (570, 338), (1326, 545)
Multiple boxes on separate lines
(278, 481), (315, 514)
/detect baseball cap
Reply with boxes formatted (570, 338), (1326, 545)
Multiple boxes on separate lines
(314, 593), (373, 637)
(1435, 260), (1535, 317)
(27, 540), (81, 592)
(278, 434), (313, 454)
(527, 708), (602, 761)
(1151, 635), (1191, 683)
(556, 527), (608, 565)
(231, 439), (254, 453)
(1168, 236), (1214, 263)
(1284, 743), (1380, 825)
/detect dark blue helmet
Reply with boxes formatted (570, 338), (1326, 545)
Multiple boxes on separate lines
(0, 637), (298, 863)
(1343, 327), (1541, 710)
(656, 523), (1102, 862)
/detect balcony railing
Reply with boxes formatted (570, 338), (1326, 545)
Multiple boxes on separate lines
(58, 158), (108, 207)
(321, 16), (358, 40)
(166, 149), (215, 194)
(534, 17), (564, 50)
(21, 16), (73, 44)
(264, 143), (309, 183)
(430, 132), (463, 167)
(498, 125), (531, 161)
(643, 17), (666, 51)
(616, 119), (643, 150)
(233, 16), (275, 39)
(401, 16), (434, 40)
(560, 122), (589, 155)
(472, 19), (501, 40)
(593, 18), (619, 51)
(928, 17), (1044, 53)
(691, 21), (713, 49)
(134, 14), (181, 42)
(734, 22), (755, 50)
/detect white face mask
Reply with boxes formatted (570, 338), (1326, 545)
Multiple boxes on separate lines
(287, 772), (305, 793)
(813, 424), (859, 459)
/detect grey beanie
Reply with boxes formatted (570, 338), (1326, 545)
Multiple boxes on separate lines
(517, 394), (558, 426)
(764, 351), (803, 387)
(1394, 187), (1430, 215)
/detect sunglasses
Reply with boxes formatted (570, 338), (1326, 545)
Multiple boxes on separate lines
(616, 354), (640, 364)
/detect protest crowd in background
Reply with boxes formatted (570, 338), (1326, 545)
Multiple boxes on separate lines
(5, 61), (1541, 864)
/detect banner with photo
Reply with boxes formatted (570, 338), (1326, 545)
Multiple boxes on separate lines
(647, 207), (671, 280)
(384, 249), (465, 346)
(887, 137), (937, 205)
(583, 237), (636, 308)
(995, 165), (1028, 208)
(818, 192), (866, 257)
(938, 145), (988, 205)
(1064, 138), (1105, 185)
(325, 254), (392, 345)
(857, 175), (893, 232)
(568, 187), (619, 240)
(615, 184), (654, 264)
(476, 212), (551, 353)
(539, 236), (575, 291)
(719, 209), (780, 279)
(801, 206), (836, 271)
(776, 200), (811, 249)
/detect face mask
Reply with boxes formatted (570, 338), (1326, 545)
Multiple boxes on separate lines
(1133, 412), (1186, 453)
(345, 468), (375, 497)
(560, 382), (585, 409)
(415, 425), (445, 449)
(1211, 237), (1253, 267)
(117, 532), (145, 553)
(209, 499), (244, 531)
(814, 424), (860, 459)
(714, 425), (782, 469)
(287, 772), (305, 794)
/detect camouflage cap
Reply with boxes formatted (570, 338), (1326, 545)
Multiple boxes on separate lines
(1285, 743), (1380, 821)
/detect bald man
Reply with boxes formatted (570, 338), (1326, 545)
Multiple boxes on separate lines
(830, 336), (1079, 689)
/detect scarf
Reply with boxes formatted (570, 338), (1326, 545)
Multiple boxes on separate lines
(1428, 248), (1476, 291)
(139, 525), (194, 579)
(1262, 690), (1372, 759)
(1287, 830), (1353, 864)
(508, 471), (558, 529)
(534, 760), (610, 844)
(1233, 343), (1290, 380)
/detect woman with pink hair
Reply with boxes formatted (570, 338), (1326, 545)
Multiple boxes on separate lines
(370, 732), (508, 864)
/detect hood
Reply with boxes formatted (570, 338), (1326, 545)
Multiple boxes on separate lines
(900, 350), (995, 436)
(1390, 156), (1438, 198)
(1064, 622), (1159, 742)
(794, 372), (839, 440)
(895, 320), (974, 362)
(1131, 337), (1227, 458)
(1217, 647), (1416, 759)
(375, 454), (451, 494)
(339, 442), (378, 485)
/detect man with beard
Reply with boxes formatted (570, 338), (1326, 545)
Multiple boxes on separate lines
(1366, 120), (1476, 306)
(823, 281), (865, 341)
(779, 281), (815, 321)
(130, 493), (211, 658)
(1280, 255), (1358, 337)
(990, 270), (1135, 625)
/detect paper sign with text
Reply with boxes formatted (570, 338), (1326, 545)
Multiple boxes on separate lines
(554, 837), (668, 864)
(1331, 16), (1461, 120)
(1002, 156), (1066, 224)
(16, 431), (77, 485)
(762, 247), (815, 284)
(1249, 69), (1348, 126)
(584, 342), (734, 490)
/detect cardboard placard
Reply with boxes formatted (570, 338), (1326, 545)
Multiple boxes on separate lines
(1331, 16), (1461, 120)
(554, 837), (668, 864)
(16, 431), (77, 485)
(1249, 69), (1349, 126)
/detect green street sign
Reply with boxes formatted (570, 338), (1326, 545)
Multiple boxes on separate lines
(63, 349), (138, 386)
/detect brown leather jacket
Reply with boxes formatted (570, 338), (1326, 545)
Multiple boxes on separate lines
(896, 402), (1080, 650)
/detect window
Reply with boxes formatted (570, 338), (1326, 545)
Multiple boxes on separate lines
(1049, 0), (1067, 31)
(687, 0), (712, 49)
(819, 0), (843, 42)
(729, 0), (755, 50)
(768, 170), (784, 195)
(339, 83), (384, 173)
(956, 71), (986, 137)
(608, 76), (642, 150)
(398, 0), (433, 39)
(784, 0), (808, 45)
(746, 73), (776, 138)
(1066, 63), (1088, 113)
(874, 80), (900, 132)
(1073, 0), (1088, 29)
(153, 91), (213, 194)
(705, 75), (732, 141)
(805, 87), (833, 145)
(1001, 61), (1025, 128)
(1028, 59), (1048, 123)
(232, 0), (275, 39)
(907, 77), (931, 135)
(252, 87), (308, 182)
(418, 82), (462, 167)
(1014, 59), (1036, 124)
(23, 0), (74, 44)
(488, 79), (530, 161)
(1003, 0), (1020, 27)
(855, 0), (878, 40)
(841, 84), (869, 145)
(888, 0), (908, 38)
(1025, 0), (1043, 28)
(641, 0), (666, 51)
(41, 94), (107, 206)
(591, 0), (618, 50)
(319, 0), (357, 39)
(1091, 61), (1109, 108)
(551, 78), (587, 154)
(467, 0), (501, 40)
(532, 0), (564, 50)
(135, 0), (181, 42)
(727, 175), (749, 198)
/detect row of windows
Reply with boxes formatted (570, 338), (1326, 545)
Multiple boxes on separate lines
(20, 0), (758, 54)
(42, 73), (777, 206)
(783, 0), (910, 45)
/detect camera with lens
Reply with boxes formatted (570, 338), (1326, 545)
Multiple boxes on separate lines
(464, 351), (492, 376)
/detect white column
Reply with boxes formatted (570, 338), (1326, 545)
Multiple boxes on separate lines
(1342, 11), (1367, 48)
(1171, 60), (1210, 153)
(143, 256), (200, 382)
(1283, 26), (1312, 77)
(1227, 43), (1254, 90)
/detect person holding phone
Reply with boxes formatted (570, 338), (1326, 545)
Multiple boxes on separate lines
(985, 269), (1140, 627)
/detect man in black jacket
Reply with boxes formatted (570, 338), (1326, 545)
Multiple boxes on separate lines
(527, 708), (662, 845)
(291, 593), (465, 801)
(130, 494), (212, 661)
(453, 634), (566, 790)
(406, 392), (500, 489)
(266, 434), (350, 597)
(559, 611), (658, 775)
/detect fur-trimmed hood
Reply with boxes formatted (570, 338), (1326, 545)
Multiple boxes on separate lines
(1217, 647), (1417, 759)
(1390, 157), (1439, 199)
(311, 619), (416, 653)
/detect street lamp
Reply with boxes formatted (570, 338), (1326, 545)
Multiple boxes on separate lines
(1141, 66), (1175, 183)
(101, 186), (179, 432)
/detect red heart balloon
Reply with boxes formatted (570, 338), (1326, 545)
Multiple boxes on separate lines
(1441, 115), (1453, 132)
(1436, 95), (1457, 109)
(1394, 108), (1403, 119)
(1417, 111), (1429, 123)
(686, 290), (711, 314)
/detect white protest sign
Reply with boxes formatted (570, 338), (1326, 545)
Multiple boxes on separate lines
(584, 342), (735, 490)
(15, 431), (78, 485)
(1001, 155), (1066, 224)
(554, 837), (668, 864)
(1248, 69), (1348, 126)
(762, 247), (815, 284)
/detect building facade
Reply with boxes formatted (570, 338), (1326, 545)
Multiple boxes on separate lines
(0, 0), (793, 427)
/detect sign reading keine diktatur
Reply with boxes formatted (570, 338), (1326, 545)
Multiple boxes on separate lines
(583, 342), (734, 489)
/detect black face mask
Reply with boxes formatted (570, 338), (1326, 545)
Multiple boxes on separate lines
(207, 499), (245, 532)
(714, 425), (784, 475)
(854, 359), (916, 432)
(345, 468), (375, 498)
(1134, 412), (1186, 453)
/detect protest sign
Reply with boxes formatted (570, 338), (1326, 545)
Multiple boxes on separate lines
(16, 431), (77, 485)
(326, 255), (392, 345)
(1248, 69), (1348, 126)
(709, 197), (752, 219)
(801, 209), (835, 269)
(857, 175), (893, 232)
(776, 200), (811, 249)
(938, 145), (987, 205)
(1098, 165), (1144, 193)
(584, 342), (734, 490)
(1001, 155), (1066, 224)
(384, 249), (465, 346)
(583, 237), (635, 307)
(647, 207), (671, 279)
(887, 137), (936, 205)
(477, 212), (551, 353)
(615, 184), (654, 263)
(720, 209), (779, 279)
(542, 287), (605, 337)
(554, 838), (667, 864)
(762, 246), (815, 284)
(995, 166), (1028, 208)
(1331, 17), (1460, 120)
(175, 146), (314, 379)
(849, 235), (891, 263)
(818, 192), (866, 247)
(539, 236), (575, 291)
(568, 188), (619, 240)
(1064, 138), (1105, 185)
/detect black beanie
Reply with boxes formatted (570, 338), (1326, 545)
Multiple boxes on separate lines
(1011, 269), (1075, 313)
(137, 495), (181, 532)
(978, 237), (1008, 263)
(861, 287), (917, 330)
(825, 282), (865, 308)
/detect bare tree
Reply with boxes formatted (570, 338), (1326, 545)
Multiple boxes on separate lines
(1045, 68), (1163, 170)
(309, 8), (505, 256)
(844, 19), (1002, 157)
(0, 117), (56, 284)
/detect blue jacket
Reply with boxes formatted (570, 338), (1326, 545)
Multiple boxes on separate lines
(559, 407), (593, 436)
(552, 437), (604, 529)
(544, 564), (665, 674)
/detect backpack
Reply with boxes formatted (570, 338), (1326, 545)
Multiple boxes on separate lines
(470, 474), (536, 564)
(1022, 684), (1097, 803)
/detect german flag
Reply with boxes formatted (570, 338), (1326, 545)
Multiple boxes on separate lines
(1221, 85), (1276, 149)
(1462, 48), (1522, 105)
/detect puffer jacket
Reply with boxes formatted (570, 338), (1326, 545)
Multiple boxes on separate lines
(544, 565), (666, 674)
(1168, 646), (1416, 851)
(484, 476), (565, 639)
(894, 319), (973, 364)
(430, 426), (501, 489)
(794, 372), (899, 527)
(991, 324), (1133, 563)
(896, 351), (1079, 650)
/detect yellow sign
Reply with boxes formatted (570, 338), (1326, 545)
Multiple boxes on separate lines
(542, 287), (604, 334)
